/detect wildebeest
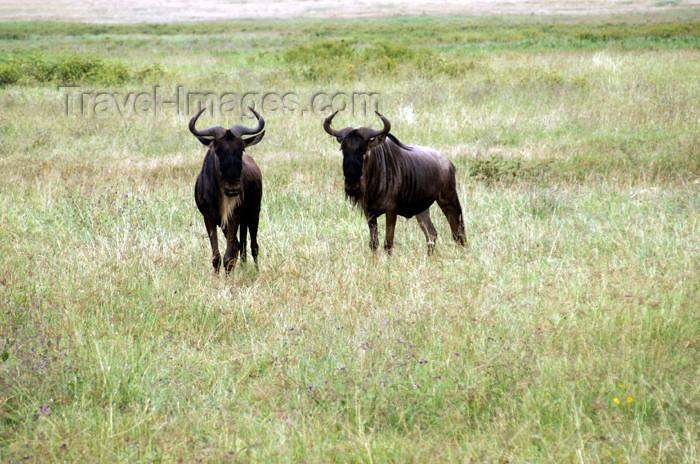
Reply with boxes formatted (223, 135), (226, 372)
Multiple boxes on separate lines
(324, 110), (467, 255)
(189, 107), (264, 273)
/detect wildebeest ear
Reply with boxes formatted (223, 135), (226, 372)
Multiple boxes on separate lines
(368, 133), (386, 148)
(195, 135), (214, 146)
(243, 130), (265, 148)
(336, 136), (343, 143)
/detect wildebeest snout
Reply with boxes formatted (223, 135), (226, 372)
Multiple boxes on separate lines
(223, 182), (241, 197)
(344, 181), (361, 197)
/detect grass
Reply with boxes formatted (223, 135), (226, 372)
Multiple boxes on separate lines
(1, 11), (699, 463)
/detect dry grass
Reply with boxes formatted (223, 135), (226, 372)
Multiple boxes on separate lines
(1, 12), (699, 463)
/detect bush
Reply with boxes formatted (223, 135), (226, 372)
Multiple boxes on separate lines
(282, 40), (474, 81)
(573, 21), (700, 42)
(284, 40), (354, 64)
(0, 61), (21, 85)
(0, 54), (164, 87)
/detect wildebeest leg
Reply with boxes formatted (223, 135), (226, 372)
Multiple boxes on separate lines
(384, 210), (397, 255)
(416, 209), (438, 256)
(437, 190), (467, 246)
(222, 224), (241, 275)
(366, 214), (379, 252)
(204, 216), (221, 273)
(239, 221), (248, 263)
(248, 213), (260, 267)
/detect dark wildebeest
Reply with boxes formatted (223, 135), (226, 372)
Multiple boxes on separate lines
(324, 111), (467, 255)
(189, 107), (264, 273)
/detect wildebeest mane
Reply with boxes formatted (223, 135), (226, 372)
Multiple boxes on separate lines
(386, 133), (412, 151)
(345, 134), (412, 208)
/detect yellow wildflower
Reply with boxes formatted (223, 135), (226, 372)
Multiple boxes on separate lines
(613, 398), (620, 404)
(627, 397), (633, 402)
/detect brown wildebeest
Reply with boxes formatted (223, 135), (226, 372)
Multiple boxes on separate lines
(189, 107), (264, 273)
(324, 110), (466, 255)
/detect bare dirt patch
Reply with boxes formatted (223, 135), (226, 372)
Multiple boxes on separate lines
(1, 0), (698, 24)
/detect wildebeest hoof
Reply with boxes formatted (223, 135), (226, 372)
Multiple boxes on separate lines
(223, 256), (237, 274)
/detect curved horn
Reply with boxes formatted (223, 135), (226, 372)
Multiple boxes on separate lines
(230, 107), (265, 138)
(188, 107), (227, 139)
(323, 110), (341, 137)
(367, 111), (391, 138)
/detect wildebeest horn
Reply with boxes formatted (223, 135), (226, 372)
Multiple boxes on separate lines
(323, 110), (341, 137)
(367, 111), (391, 138)
(230, 107), (265, 138)
(189, 107), (227, 141)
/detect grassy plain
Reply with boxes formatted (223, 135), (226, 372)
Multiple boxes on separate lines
(1, 11), (699, 463)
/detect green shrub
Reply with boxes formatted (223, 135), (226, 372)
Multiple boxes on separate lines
(0, 54), (165, 87)
(282, 40), (474, 81)
(282, 40), (356, 81)
(573, 21), (700, 43)
(0, 61), (20, 85)
(284, 40), (354, 64)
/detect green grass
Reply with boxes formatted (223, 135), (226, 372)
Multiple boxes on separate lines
(1, 11), (699, 463)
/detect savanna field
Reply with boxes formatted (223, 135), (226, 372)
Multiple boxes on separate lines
(1, 6), (699, 463)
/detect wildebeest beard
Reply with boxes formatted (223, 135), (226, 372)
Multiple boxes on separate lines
(343, 174), (362, 205)
(341, 152), (363, 205)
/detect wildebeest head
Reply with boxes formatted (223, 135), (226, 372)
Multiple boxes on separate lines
(324, 110), (391, 199)
(189, 107), (265, 197)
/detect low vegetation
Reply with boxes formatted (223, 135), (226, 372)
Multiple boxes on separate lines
(0, 11), (698, 463)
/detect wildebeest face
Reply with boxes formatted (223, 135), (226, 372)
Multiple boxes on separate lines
(338, 130), (386, 197)
(214, 134), (245, 197)
(189, 107), (265, 198)
(324, 111), (391, 199)
(339, 131), (365, 196)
